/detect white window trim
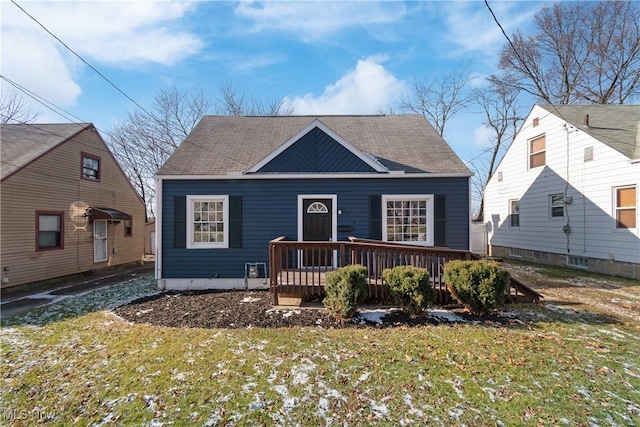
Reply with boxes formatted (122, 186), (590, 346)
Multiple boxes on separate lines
(549, 193), (564, 219)
(528, 134), (546, 170)
(509, 199), (520, 228)
(186, 195), (229, 249)
(382, 194), (434, 246)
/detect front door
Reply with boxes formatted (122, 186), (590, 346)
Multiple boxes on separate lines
(93, 220), (108, 262)
(302, 198), (333, 267)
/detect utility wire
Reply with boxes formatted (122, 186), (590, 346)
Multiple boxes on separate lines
(10, 0), (159, 123)
(1, 75), (87, 126)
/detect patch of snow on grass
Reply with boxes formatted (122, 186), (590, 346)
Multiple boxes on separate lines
(370, 401), (389, 418)
(448, 406), (464, 421)
(282, 397), (300, 412)
(3, 276), (158, 326)
(241, 297), (262, 303)
(403, 393), (424, 417)
(272, 384), (289, 397)
(291, 358), (316, 386)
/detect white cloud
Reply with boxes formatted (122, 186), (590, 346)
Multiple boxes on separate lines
(473, 125), (495, 148)
(235, 1), (406, 41)
(284, 57), (406, 114)
(440, 2), (539, 57)
(1, 1), (202, 109)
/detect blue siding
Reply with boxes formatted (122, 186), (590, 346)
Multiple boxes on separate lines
(257, 127), (376, 173)
(162, 177), (469, 278)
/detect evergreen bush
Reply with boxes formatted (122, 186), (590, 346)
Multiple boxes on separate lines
(382, 265), (434, 316)
(443, 260), (510, 314)
(323, 264), (368, 320)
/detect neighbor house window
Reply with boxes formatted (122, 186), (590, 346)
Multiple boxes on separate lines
(81, 152), (100, 181)
(36, 211), (64, 250)
(529, 135), (546, 169)
(615, 186), (636, 229)
(186, 195), (229, 248)
(567, 255), (588, 269)
(124, 219), (132, 237)
(510, 199), (520, 227)
(382, 195), (434, 246)
(550, 194), (564, 218)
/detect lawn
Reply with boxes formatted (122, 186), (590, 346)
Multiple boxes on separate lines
(2, 270), (640, 426)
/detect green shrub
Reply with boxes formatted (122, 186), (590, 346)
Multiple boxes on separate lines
(323, 264), (368, 320)
(443, 260), (510, 314)
(382, 265), (434, 316)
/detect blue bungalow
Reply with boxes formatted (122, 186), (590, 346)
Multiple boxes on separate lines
(155, 115), (473, 292)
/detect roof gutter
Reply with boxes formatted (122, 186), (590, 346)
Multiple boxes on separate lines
(154, 172), (473, 180)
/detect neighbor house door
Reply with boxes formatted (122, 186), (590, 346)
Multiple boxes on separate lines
(93, 220), (108, 262)
(301, 197), (334, 267)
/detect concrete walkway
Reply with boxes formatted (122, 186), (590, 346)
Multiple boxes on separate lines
(1, 262), (154, 318)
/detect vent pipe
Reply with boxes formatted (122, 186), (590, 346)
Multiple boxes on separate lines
(583, 114), (590, 129)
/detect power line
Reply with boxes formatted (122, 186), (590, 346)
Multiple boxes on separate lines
(10, 0), (159, 123)
(1, 75), (86, 126)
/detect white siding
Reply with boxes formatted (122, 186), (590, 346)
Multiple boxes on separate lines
(485, 105), (639, 264)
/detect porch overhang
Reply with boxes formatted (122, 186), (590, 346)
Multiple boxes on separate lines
(87, 207), (131, 221)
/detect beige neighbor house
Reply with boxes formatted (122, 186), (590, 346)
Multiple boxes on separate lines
(0, 123), (146, 292)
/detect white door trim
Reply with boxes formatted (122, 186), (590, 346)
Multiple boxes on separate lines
(93, 220), (108, 263)
(297, 194), (338, 269)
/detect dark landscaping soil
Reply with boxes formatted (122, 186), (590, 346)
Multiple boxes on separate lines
(114, 289), (518, 329)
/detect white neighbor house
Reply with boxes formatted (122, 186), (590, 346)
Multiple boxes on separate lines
(484, 104), (639, 279)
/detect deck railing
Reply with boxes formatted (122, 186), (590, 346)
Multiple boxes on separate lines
(269, 236), (479, 305)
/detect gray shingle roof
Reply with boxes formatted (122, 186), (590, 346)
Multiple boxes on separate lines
(538, 104), (640, 159)
(157, 115), (470, 176)
(1, 123), (90, 180)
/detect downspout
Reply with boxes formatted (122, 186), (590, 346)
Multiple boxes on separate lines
(562, 124), (576, 255)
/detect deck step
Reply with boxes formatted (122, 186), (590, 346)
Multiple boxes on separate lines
(277, 294), (303, 306)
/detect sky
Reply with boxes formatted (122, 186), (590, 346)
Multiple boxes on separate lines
(1, 0), (550, 201)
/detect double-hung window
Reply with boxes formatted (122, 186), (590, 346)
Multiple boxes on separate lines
(37, 211), (64, 250)
(615, 186), (636, 229)
(82, 153), (100, 181)
(529, 135), (546, 169)
(186, 195), (229, 248)
(382, 195), (434, 246)
(549, 194), (564, 218)
(510, 199), (520, 227)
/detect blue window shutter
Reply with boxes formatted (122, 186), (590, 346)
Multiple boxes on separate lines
(434, 194), (446, 247)
(229, 196), (242, 248)
(174, 195), (186, 248)
(369, 195), (382, 240)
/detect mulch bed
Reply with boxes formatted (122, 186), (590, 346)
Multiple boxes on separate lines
(114, 289), (521, 329)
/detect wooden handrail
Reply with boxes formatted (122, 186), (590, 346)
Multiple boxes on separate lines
(269, 237), (542, 305)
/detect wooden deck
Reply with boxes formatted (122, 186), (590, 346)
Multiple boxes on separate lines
(269, 237), (543, 305)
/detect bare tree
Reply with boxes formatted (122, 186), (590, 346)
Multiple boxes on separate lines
(400, 66), (473, 137)
(216, 78), (293, 116)
(108, 84), (213, 220)
(0, 89), (38, 123)
(494, 1), (640, 104)
(471, 77), (523, 220)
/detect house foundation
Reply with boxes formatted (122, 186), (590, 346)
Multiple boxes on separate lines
(489, 245), (640, 280)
